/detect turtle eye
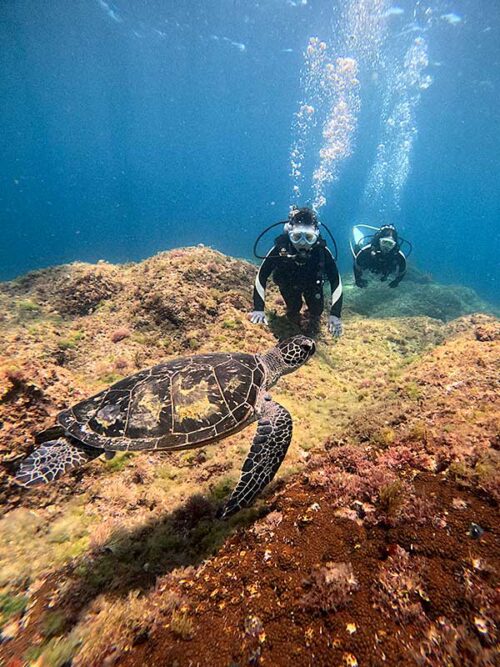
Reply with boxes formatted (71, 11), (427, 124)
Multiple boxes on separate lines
(300, 340), (315, 354)
(306, 341), (315, 352)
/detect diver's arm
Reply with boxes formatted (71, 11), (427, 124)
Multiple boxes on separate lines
(252, 247), (279, 311)
(389, 252), (407, 288)
(324, 248), (343, 318)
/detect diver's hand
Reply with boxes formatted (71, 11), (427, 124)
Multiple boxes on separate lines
(388, 280), (400, 288)
(328, 315), (343, 338)
(355, 278), (368, 288)
(249, 311), (268, 325)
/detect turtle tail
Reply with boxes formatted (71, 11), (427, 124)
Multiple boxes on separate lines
(15, 437), (103, 488)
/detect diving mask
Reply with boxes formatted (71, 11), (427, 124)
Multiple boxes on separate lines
(379, 237), (396, 253)
(288, 225), (319, 250)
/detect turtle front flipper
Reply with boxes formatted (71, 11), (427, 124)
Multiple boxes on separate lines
(219, 399), (292, 519)
(15, 437), (103, 488)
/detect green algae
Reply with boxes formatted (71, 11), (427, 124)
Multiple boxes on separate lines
(0, 499), (95, 588)
(210, 476), (237, 501)
(344, 273), (496, 321)
(37, 633), (83, 667)
(104, 451), (134, 472)
(0, 592), (28, 629)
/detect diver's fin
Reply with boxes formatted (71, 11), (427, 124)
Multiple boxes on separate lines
(15, 438), (103, 488)
(219, 399), (292, 519)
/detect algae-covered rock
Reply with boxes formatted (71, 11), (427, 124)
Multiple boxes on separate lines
(131, 247), (254, 331)
(344, 271), (494, 321)
(0, 247), (497, 667)
(0, 262), (121, 319)
(54, 266), (121, 317)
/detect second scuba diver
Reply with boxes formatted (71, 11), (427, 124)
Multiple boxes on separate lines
(250, 207), (343, 338)
(351, 224), (407, 288)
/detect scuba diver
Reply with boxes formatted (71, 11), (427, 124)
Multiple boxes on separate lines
(351, 224), (408, 288)
(250, 207), (343, 337)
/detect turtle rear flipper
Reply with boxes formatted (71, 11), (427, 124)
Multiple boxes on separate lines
(15, 438), (103, 488)
(219, 399), (292, 519)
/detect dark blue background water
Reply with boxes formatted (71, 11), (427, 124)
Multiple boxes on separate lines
(0, 1), (498, 303)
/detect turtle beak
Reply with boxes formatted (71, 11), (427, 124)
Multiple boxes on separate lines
(302, 339), (316, 357)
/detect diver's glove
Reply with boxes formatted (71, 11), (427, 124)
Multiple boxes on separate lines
(328, 315), (343, 338)
(249, 311), (268, 325)
(388, 279), (400, 288)
(355, 278), (368, 288)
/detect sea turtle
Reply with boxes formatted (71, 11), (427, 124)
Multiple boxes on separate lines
(16, 335), (315, 518)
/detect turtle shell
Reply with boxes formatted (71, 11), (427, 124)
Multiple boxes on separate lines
(57, 353), (265, 451)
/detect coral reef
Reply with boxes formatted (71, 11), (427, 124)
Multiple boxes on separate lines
(0, 247), (498, 666)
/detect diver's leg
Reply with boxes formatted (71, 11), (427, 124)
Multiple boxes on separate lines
(304, 285), (324, 336)
(279, 283), (302, 324)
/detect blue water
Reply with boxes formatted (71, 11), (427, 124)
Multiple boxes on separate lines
(0, 0), (498, 303)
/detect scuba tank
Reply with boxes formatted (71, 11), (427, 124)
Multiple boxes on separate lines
(350, 224), (413, 258)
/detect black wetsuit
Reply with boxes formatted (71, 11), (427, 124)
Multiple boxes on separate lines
(253, 234), (343, 323)
(353, 244), (407, 287)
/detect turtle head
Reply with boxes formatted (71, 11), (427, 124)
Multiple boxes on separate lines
(277, 336), (316, 370)
(261, 336), (315, 387)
